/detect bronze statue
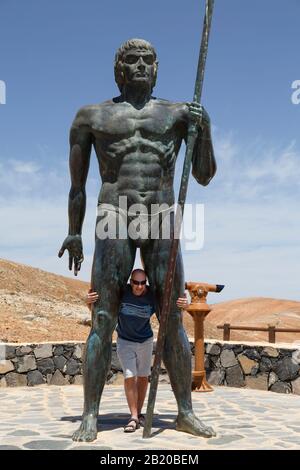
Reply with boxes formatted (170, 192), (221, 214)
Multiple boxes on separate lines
(59, 38), (216, 442)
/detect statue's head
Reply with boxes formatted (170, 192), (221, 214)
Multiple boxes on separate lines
(114, 38), (158, 93)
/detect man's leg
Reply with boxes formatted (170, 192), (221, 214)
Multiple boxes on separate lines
(123, 377), (148, 428)
(124, 377), (139, 424)
(141, 239), (216, 438)
(117, 338), (140, 428)
(73, 236), (136, 442)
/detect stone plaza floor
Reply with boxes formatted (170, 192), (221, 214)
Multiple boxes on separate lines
(0, 384), (300, 450)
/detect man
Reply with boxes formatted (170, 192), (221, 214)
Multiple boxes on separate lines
(87, 269), (189, 432)
(59, 38), (216, 442)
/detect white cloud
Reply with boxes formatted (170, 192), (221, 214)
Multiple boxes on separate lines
(209, 131), (300, 201)
(245, 141), (300, 184)
(184, 244), (300, 303)
(177, 130), (300, 301)
(0, 196), (97, 282)
(182, 199), (300, 301)
(212, 127), (239, 165)
(0, 156), (99, 282)
(0, 154), (99, 199)
(10, 160), (40, 174)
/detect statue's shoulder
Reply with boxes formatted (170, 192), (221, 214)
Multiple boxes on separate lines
(72, 101), (114, 127)
(153, 98), (188, 116)
(153, 97), (177, 107)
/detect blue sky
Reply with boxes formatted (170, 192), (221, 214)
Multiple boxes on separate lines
(0, 0), (299, 301)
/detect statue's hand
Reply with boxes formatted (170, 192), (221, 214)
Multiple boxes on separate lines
(187, 102), (210, 130)
(58, 235), (84, 276)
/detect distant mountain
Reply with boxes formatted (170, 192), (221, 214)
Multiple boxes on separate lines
(1, 258), (300, 344)
(206, 297), (300, 343)
(0, 258), (89, 343)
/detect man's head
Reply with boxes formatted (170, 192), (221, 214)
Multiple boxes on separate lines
(130, 268), (147, 296)
(114, 38), (158, 93)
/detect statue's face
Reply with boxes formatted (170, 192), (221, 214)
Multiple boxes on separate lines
(122, 48), (156, 89)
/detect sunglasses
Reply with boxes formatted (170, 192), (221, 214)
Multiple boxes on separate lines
(131, 279), (147, 286)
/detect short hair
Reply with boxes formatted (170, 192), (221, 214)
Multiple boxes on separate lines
(131, 269), (147, 279)
(114, 38), (158, 93)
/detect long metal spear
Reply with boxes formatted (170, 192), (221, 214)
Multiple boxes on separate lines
(143, 0), (215, 439)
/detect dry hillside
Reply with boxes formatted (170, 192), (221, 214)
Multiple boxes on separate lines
(208, 297), (300, 343)
(1, 258), (300, 344)
(0, 258), (89, 342)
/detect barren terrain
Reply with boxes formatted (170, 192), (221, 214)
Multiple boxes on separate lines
(1, 258), (300, 344)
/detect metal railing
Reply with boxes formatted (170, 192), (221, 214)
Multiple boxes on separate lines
(217, 323), (300, 343)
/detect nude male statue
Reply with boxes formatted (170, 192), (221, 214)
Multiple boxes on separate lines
(59, 38), (217, 442)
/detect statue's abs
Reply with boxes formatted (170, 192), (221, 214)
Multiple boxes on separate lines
(95, 127), (177, 208)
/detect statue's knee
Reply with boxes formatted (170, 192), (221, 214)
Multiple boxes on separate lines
(93, 309), (116, 334)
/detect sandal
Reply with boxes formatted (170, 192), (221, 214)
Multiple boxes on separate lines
(124, 417), (140, 433)
(138, 414), (145, 427)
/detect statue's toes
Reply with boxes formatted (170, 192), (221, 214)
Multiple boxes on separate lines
(72, 428), (97, 442)
(85, 430), (97, 442)
(203, 426), (216, 438)
(72, 430), (81, 441)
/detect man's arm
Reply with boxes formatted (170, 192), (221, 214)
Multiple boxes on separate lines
(58, 107), (93, 275)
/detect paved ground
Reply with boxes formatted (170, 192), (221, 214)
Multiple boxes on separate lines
(1, 384), (300, 450)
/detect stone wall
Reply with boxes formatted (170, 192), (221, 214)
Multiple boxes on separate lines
(0, 342), (86, 387)
(1, 340), (300, 394)
(203, 340), (300, 395)
(0, 341), (169, 387)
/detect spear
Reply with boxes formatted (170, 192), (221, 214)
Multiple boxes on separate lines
(143, 0), (215, 439)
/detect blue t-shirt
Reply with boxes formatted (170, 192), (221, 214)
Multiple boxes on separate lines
(116, 285), (156, 343)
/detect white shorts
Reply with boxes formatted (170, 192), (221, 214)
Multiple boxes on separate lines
(117, 336), (153, 379)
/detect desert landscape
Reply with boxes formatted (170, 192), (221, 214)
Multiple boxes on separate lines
(1, 257), (300, 344)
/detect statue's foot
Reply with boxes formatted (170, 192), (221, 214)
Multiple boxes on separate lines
(72, 414), (98, 442)
(176, 412), (216, 438)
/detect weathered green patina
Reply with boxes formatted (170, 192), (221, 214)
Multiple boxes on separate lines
(59, 38), (216, 442)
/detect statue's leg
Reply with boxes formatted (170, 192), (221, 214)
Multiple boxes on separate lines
(72, 236), (136, 442)
(141, 238), (216, 438)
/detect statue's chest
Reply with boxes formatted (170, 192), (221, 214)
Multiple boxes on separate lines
(92, 108), (176, 140)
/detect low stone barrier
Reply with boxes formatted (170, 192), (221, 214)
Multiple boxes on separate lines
(1, 339), (300, 394)
(203, 340), (300, 395)
(0, 342), (86, 387)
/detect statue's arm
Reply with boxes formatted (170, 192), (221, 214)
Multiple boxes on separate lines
(68, 110), (93, 235)
(179, 102), (216, 186)
(191, 105), (216, 186)
(58, 108), (93, 275)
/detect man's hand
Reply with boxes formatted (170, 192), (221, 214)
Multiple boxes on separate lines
(176, 294), (189, 310)
(86, 290), (99, 306)
(58, 235), (84, 276)
(188, 102), (210, 130)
